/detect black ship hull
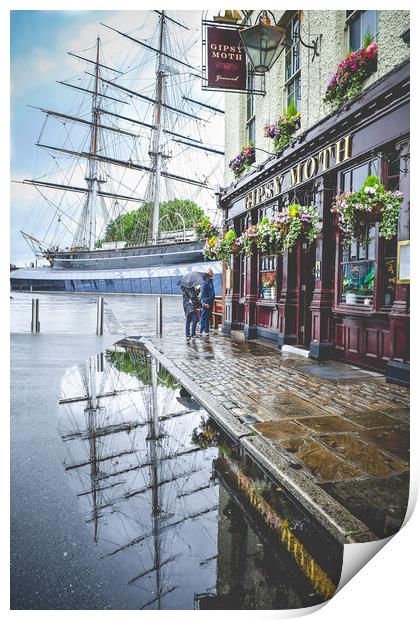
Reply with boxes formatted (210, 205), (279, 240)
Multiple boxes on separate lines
(48, 240), (205, 270)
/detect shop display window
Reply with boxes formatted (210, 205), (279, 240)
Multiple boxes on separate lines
(383, 238), (397, 307)
(340, 226), (376, 305)
(339, 160), (378, 307)
(259, 255), (277, 300)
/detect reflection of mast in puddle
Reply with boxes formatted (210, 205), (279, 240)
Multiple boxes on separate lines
(88, 356), (99, 542)
(59, 347), (220, 608)
(148, 355), (163, 609)
(86, 353), (106, 543)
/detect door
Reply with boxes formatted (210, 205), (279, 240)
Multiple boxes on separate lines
(297, 240), (316, 347)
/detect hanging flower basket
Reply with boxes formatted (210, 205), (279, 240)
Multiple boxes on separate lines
(193, 216), (219, 242)
(191, 417), (221, 449)
(279, 203), (319, 252)
(263, 101), (301, 152)
(235, 206), (318, 257)
(203, 234), (220, 260)
(229, 142), (256, 178)
(332, 175), (404, 245)
(237, 224), (258, 256)
(203, 229), (239, 262)
(324, 37), (378, 108)
(255, 217), (285, 254)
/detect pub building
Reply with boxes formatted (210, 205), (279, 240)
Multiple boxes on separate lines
(218, 59), (409, 386)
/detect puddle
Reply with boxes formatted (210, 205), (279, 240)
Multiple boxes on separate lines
(58, 345), (343, 610)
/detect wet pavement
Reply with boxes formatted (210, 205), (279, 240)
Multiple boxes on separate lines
(10, 292), (410, 608)
(55, 347), (342, 609)
(10, 292), (184, 336)
(135, 331), (409, 541)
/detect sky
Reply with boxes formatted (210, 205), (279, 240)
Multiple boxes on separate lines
(10, 10), (224, 266)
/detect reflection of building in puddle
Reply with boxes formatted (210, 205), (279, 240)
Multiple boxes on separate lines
(58, 346), (342, 610)
(195, 454), (341, 610)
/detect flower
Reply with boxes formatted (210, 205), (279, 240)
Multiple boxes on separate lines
(324, 40), (378, 107)
(365, 41), (378, 59)
(264, 105), (301, 152)
(229, 142), (255, 178)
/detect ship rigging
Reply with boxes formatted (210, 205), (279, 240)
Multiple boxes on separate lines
(14, 11), (224, 263)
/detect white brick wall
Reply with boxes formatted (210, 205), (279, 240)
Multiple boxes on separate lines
(223, 10), (410, 184)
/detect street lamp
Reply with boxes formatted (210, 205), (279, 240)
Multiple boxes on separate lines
(239, 11), (285, 73)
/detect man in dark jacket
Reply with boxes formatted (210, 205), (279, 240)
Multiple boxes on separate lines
(199, 268), (215, 336)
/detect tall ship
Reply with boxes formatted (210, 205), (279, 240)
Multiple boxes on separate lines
(11, 11), (223, 294)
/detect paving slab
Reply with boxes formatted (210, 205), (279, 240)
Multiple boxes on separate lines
(318, 434), (408, 478)
(359, 426), (410, 461)
(279, 436), (365, 483)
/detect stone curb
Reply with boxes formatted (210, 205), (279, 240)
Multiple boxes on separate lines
(129, 336), (378, 545)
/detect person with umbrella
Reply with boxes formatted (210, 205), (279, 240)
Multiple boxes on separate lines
(178, 268), (215, 338)
(178, 271), (205, 339)
(181, 284), (200, 339)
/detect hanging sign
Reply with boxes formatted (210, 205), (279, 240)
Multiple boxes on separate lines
(206, 26), (247, 91)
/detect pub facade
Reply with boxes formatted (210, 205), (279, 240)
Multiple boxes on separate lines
(218, 10), (410, 385)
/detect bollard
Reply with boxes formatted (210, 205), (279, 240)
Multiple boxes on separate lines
(96, 296), (104, 335)
(156, 296), (163, 335)
(31, 298), (40, 333)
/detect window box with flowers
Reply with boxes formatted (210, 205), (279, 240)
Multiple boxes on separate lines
(234, 205), (318, 258)
(263, 101), (301, 153)
(229, 142), (256, 179)
(324, 35), (378, 108)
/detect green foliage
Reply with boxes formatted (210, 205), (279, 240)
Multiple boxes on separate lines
(106, 349), (179, 389)
(287, 99), (297, 117)
(99, 199), (205, 246)
(363, 31), (374, 49)
(362, 175), (382, 190)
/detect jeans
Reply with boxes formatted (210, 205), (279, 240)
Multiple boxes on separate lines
(200, 304), (213, 334)
(185, 311), (198, 336)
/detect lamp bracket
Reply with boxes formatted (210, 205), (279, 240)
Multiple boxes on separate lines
(285, 31), (322, 62)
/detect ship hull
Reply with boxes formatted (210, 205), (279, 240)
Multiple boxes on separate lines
(49, 240), (205, 270)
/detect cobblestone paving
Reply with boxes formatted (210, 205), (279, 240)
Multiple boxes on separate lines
(145, 330), (409, 539)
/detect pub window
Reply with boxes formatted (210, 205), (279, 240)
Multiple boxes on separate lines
(339, 159), (379, 306)
(259, 254), (277, 300)
(258, 206), (277, 299)
(346, 10), (378, 51)
(246, 67), (256, 144)
(381, 153), (400, 306)
(382, 238), (397, 307)
(239, 216), (247, 298)
(285, 13), (301, 112)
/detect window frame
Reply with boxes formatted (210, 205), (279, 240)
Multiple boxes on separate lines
(284, 13), (301, 112)
(246, 66), (256, 145)
(257, 204), (279, 302)
(345, 10), (379, 52)
(335, 158), (379, 313)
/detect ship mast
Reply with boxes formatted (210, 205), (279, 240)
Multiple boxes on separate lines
(151, 12), (166, 245)
(74, 36), (101, 250)
(87, 37), (101, 250)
